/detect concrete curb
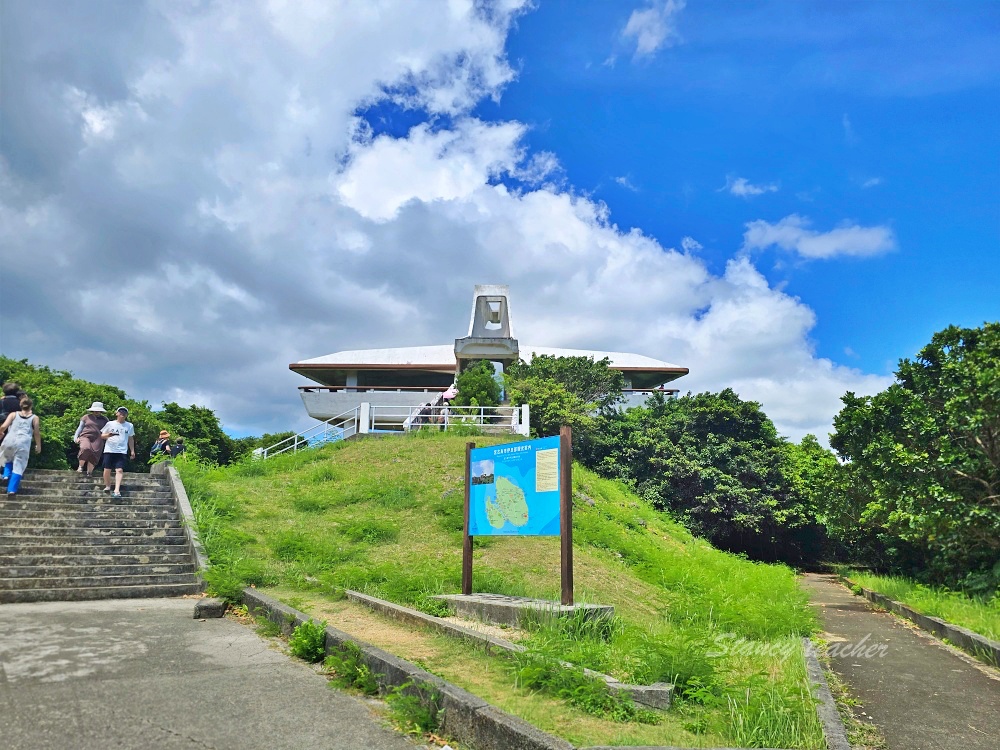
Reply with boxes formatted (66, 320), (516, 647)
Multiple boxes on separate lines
(242, 589), (842, 750)
(242, 588), (574, 750)
(345, 590), (673, 709)
(841, 576), (1000, 667)
(151, 462), (210, 585)
(802, 638), (852, 750)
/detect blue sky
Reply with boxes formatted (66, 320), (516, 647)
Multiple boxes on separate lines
(478, 0), (999, 375)
(1, 0), (997, 441)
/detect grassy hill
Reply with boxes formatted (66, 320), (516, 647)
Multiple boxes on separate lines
(177, 432), (825, 748)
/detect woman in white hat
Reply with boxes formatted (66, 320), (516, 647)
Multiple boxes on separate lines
(73, 402), (109, 475)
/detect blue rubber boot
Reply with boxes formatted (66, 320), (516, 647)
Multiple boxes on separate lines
(1, 462), (11, 482)
(7, 472), (22, 494)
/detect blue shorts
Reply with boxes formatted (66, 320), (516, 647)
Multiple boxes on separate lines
(103, 453), (127, 471)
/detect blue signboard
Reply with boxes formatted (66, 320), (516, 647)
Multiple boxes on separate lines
(468, 436), (561, 536)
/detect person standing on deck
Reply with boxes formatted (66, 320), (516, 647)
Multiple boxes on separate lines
(101, 406), (135, 498)
(0, 396), (42, 496)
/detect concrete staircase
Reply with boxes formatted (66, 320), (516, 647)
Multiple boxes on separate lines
(0, 469), (202, 603)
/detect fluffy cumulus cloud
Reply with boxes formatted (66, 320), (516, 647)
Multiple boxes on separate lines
(0, 0), (888, 441)
(743, 215), (897, 259)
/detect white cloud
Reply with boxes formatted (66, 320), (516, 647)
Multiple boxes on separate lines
(681, 236), (703, 253)
(742, 214), (896, 259)
(614, 175), (639, 191)
(0, 0), (889, 444)
(334, 120), (526, 221)
(722, 174), (779, 198)
(621, 0), (686, 59)
(861, 177), (883, 189)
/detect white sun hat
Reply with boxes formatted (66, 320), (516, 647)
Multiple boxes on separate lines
(87, 402), (106, 412)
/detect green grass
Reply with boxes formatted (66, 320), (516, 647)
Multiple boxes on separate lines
(844, 570), (1000, 642)
(177, 432), (825, 748)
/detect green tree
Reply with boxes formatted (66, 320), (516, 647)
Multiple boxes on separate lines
(831, 322), (1000, 591)
(0, 356), (241, 470)
(504, 376), (592, 438)
(584, 389), (822, 563)
(453, 360), (501, 407)
(506, 354), (625, 412)
(505, 355), (625, 443)
(157, 402), (236, 465)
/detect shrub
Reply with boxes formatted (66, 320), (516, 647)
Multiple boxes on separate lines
(324, 642), (381, 695)
(386, 681), (440, 734)
(289, 619), (327, 662)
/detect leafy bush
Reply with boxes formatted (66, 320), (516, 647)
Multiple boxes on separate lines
(324, 642), (381, 695)
(453, 359), (500, 407)
(202, 566), (247, 604)
(386, 681), (440, 734)
(289, 619), (327, 662)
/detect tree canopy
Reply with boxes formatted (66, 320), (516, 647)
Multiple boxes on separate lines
(583, 389), (827, 563)
(831, 322), (1000, 590)
(453, 359), (501, 407)
(0, 356), (246, 470)
(505, 354), (625, 443)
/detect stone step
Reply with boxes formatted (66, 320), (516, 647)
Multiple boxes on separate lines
(0, 571), (199, 591)
(0, 468), (200, 604)
(1, 562), (196, 580)
(0, 581), (203, 604)
(0, 542), (189, 556)
(0, 495), (176, 507)
(18, 479), (170, 496)
(0, 506), (180, 520)
(0, 527), (187, 542)
(13, 484), (173, 503)
(22, 474), (168, 488)
(0, 552), (194, 566)
(27, 468), (166, 478)
(0, 518), (183, 530)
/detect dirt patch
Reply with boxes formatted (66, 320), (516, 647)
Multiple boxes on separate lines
(267, 592), (449, 662)
(440, 615), (528, 642)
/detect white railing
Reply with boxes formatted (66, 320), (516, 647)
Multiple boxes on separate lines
(257, 407), (360, 459)
(398, 404), (529, 435)
(259, 402), (530, 459)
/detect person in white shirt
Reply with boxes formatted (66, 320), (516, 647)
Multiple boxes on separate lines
(101, 406), (136, 498)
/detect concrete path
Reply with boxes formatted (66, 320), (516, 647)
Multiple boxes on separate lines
(0, 597), (425, 750)
(801, 573), (1000, 750)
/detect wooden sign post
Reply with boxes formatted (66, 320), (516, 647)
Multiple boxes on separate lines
(559, 425), (573, 606)
(462, 440), (474, 595)
(461, 427), (574, 604)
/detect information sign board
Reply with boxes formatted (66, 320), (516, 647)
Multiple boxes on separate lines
(468, 436), (561, 535)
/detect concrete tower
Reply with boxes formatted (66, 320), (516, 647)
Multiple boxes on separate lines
(453, 284), (519, 374)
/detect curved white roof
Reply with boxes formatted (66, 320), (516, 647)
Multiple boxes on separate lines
(295, 344), (683, 371)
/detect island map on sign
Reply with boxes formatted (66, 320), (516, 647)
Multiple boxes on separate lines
(485, 476), (529, 529)
(468, 436), (561, 536)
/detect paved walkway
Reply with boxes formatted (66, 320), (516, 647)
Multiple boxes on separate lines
(0, 597), (424, 750)
(801, 573), (1000, 750)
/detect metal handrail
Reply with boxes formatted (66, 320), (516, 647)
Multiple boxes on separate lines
(261, 401), (528, 458)
(396, 404), (521, 433)
(259, 407), (360, 459)
(299, 385), (449, 392)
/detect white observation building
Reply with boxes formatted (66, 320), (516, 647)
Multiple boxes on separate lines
(290, 285), (688, 421)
